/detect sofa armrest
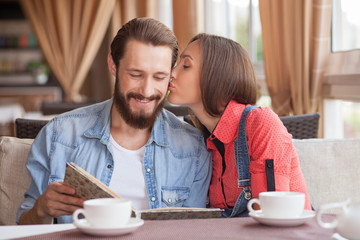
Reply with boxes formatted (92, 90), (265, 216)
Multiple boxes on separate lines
(293, 138), (360, 213)
(0, 136), (33, 225)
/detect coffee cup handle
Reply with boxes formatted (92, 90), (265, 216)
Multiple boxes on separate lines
(247, 198), (261, 214)
(72, 208), (87, 227)
(134, 210), (141, 219)
(316, 199), (350, 229)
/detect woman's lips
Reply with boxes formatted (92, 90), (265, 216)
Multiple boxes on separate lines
(168, 82), (175, 91)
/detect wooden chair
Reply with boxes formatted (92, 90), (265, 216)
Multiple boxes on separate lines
(41, 101), (95, 115)
(184, 112), (320, 139)
(15, 118), (49, 139)
(15, 104), (188, 139)
(15, 102), (95, 139)
(279, 113), (320, 139)
(164, 104), (189, 116)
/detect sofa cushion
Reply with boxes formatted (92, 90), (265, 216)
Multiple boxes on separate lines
(293, 138), (360, 213)
(0, 136), (33, 225)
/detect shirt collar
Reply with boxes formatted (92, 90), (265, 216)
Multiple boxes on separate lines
(147, 110), (168, 147)
(83, 98), (113, 144)
(211, 100), (246, 144)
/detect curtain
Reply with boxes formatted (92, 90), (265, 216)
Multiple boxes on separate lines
(172, 0), (205, 52)
(20, 0), (116, 102)
(110, 0), (158, 45)
(259, 0), (332, 116)
(107, 0), (158, 90)
(111, 0), (204, 54)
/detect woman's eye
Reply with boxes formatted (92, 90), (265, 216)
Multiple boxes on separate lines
(183, 65), (190, 69)
(155, 77), (166, 80)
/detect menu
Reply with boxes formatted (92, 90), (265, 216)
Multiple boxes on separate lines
(64, 162), (223, 220)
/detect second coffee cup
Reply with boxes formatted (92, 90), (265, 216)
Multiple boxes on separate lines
(247, 191), (305, 218)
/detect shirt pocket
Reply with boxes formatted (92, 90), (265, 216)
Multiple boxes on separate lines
(49, 175), (63, 185)
(161, 187), (190, 207)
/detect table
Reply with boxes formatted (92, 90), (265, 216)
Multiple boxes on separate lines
(0, 215), (337, 240)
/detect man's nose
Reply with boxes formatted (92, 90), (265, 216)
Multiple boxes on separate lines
(140, 77), (155, 97)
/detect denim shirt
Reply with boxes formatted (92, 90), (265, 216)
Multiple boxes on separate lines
(17, 99), (212, 224)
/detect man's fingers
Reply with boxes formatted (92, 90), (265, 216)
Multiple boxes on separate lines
(46, 201), (82, 217)
(37, 182), (85, 218)
(50, 182), (76, 195)
(48, 182), (84, 206)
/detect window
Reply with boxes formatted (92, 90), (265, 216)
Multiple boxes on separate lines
(204, 0), (263, 63)
(342, 101), (360, 137)
(324, 0), (360, 139)
(204, 0), (268, 106)
(324, 100), (360, 138)
(332, 0), (360, 52)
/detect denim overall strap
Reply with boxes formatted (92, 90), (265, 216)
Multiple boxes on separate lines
(223, 105), (258, 218)
(235, 105), (258, 187)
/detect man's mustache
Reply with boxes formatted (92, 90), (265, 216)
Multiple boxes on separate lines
(127, 92), (161, 101)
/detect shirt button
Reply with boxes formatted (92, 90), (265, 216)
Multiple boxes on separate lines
(146, 168), (151, 172)
(168, 198), (172, 203)
(151, 197), (156, 202)
(107, 164), (112, 169)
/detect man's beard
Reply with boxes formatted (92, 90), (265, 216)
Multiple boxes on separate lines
(113, 77), (165, 129)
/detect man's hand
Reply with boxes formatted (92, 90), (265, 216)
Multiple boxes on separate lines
(19, 182), (85, 224)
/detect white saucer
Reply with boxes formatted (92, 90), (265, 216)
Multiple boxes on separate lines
(249, 210), (315, 227)
(73, 217), (144, 236)
(331, 233), (349, 240)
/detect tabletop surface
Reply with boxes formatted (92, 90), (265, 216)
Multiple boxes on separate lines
(0, 215), (337, 240)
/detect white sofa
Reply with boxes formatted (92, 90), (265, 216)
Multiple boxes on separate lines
(293, 138), (360, 213)
(0, 137), (33, 225)
(1, 136), (359, 225)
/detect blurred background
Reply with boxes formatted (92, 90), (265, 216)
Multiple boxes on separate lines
(0, 0), (359, 138)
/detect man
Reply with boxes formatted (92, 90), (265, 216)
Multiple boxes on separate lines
(17, 18), (211, 224)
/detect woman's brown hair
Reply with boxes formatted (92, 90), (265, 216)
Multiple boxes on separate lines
(190, 33), (257, 117)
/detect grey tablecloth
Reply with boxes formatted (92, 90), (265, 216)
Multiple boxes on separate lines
(21, 215), (335, 240)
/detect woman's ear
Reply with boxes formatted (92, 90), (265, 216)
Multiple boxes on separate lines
(107, 54), (117, 77)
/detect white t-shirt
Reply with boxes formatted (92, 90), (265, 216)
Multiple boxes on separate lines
(109, 135), (149, 210)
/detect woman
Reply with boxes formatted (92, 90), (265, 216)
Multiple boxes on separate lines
(168, 33), (311, 217)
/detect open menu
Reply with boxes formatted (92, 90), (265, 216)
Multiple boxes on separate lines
(139, 207), (223, 220)
(64, 162), (121, 199)
(64, 162), (223, 220)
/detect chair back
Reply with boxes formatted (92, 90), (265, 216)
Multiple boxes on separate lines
(164, 105), (189, 116)
(280, 113), (320, 139)
(15, 118), (49, 139)
(184, 112), (320, 139)
(41, 101), (94, 115)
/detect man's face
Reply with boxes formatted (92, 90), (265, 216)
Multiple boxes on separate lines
(112, 40), (172, 129)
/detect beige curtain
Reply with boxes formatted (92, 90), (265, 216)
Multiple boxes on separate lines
(110, 0), (158, 44)
(259, 0), (332, 116)
(20, 0), (116, 102)
(107, 0), (158, 90)
(111, 0), (205, 54)
(172, 0), (204, 53)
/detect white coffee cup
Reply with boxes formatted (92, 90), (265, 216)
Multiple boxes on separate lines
(247, 191), (305, 218)
(73, 198), (132, 228)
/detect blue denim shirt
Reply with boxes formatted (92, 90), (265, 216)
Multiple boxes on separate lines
(17, 99), (212, 224)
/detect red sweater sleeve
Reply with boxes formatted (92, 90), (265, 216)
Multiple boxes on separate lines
(246, 107), (311, 210)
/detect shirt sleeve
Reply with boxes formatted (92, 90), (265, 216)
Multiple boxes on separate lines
(246, 108), (306, 199)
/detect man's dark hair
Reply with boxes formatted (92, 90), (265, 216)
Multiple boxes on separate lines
(110, 17), (178, 69)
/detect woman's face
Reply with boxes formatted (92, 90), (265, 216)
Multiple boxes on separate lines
(168, 40), (202, 109)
